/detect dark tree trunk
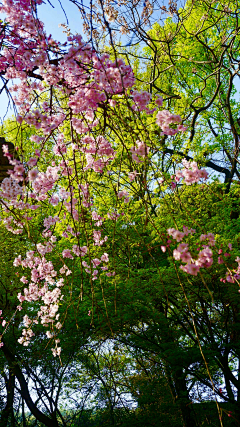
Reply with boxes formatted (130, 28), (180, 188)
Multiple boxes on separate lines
(1, 342), (59, 427)
(0, 367), (15, 427)
(173, 369), (196, 427)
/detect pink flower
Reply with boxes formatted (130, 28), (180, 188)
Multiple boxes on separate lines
(178, 243), (189, 252)
(132, 90), (151, 110)
(118, 190), (130, 203)
(80, 246), (88, 256)
(180, 263), (200, 276)
(49, 195), (59, 206)
(55, 322), (62, 329)
(196, 247), (213, 268)
(109, 99), (116, 107)
(62, 249), (73, 259)
(173, 243), (191, 263)
(82, 261), (89, 268)
(156, 110), (182, 135)
(13, 255), (22, 267)
(130, 141), (149, 163)
(129, 171), (138, 181)
(155, 95), (163, 106)
(72, 245), (80, 256)
(28, 157), (37, 167)
(17, 294), (25, 302)
(101, 253), (109, 262)
(174, 231), (185, 242)
(180, 251), (191, 263)
(106, 271), (116, 277)
(173, 249), (181, 260)
(46, 331), (53, 339)
(175, 160), (208, 185)
(92, 258), (101, 267)
(177, 124), (187, 132)
(167, 228), (185, 242)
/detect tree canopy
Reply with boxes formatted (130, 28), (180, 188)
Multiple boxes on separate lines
(0, 0), (240, 426)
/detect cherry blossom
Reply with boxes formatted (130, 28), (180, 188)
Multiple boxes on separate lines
(175, 159), (208, 185)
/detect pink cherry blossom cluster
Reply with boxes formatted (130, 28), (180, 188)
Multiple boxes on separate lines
(156, 110), (187, 136)
(92, 211), (103, 227)
(218, 245), (240, 284)
(14, 250), (63, 355)
(82, 252), (112, 281)
(175, 159), (209, 185)
(1, 178), (22, 201)
(130, 140), (150, 163)
(118, 190), (130, 203)
(216, 245), (240, 285)
(227, 256), (240, 284)
(0, 310), (7, 347)
(8, 198), (126, 356)
(0, 145), (24, 202)
(155, 95), (163, 106)
(131, 91), (164, 114)
(32, 166), (60, 197)
(132, 90), (152, 111)
(93, 230), (108, 246)
(107, 211), (122, 220)
(79, 135), (115, 173)
(3, 216), (24, 235)
(169, 230), (214, 276)
(164, 228), (239, 284)
(167, 225), (196, 242)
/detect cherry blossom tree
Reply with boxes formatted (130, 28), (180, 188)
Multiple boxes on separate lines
(0, 0), (240, 425)
(0, 0), (189, 352)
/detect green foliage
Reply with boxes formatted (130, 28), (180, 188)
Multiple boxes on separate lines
(1, 1), (240, 426)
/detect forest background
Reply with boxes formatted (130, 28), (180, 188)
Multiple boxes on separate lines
(0, 0), (240, 426)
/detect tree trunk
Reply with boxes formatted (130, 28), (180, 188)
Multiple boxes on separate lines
(173, 369), (196, 427)
(1, 342), (59, 427)
(0, 367), (15, 427)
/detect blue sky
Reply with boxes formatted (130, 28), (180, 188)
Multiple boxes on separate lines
(37, 0), (85, 41)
